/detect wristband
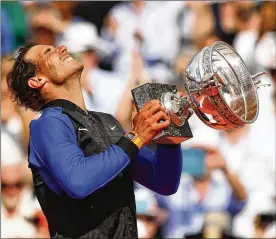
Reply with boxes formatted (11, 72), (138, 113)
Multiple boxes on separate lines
(124, 131), (144, 149)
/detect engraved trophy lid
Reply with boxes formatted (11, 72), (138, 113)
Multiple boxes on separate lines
(184, 41), (268, 130)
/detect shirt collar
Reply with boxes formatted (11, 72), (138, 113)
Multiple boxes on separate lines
(42, 99), (88, 115)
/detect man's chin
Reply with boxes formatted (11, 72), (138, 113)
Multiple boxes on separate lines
(78, 63), (84, 72)
(73, 61), (84, 72)
(65, 63), (84, 82)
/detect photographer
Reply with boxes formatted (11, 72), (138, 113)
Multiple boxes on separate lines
(252, 198), (276, 238)
(156, 139), (247, 238)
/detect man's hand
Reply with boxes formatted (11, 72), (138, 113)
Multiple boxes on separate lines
(132, 100), (170, 145)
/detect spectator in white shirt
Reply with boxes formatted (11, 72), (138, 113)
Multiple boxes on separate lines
(218, 124), (275, 238)
(1, 56), (23, 141)
(101, 1), (148, 75)
(102, 1), (186, 83)
(2, 55), (39, 153)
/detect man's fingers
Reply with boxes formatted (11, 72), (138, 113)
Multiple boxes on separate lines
(139, 100), (160, 113)
(131, 101), (138, 127)
(146, 103), (165, 117)
(131, 101), (138, 114)
(151, 119), (170, 131)
(150, 111), (169, 123)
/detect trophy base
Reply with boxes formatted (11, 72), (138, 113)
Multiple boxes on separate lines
(132, 83), (193, 144)
(152, 120), (193, 144)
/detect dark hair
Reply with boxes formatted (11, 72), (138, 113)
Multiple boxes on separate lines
(7, 42), (45, 112)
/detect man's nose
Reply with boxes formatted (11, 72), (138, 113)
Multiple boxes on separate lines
(56, 45), (67, 55)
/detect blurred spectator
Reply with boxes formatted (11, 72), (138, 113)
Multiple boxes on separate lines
(1, 8), (15, 56)
(102, 1), (185, 83)
(26, 3), (66, 42)
(2, 55), (38, 153)
(255, 26), (276, 116)
(140, 1), (185, 83)
(211, 2), (240, 45)
(135, 188), (167, 238)
(1, 119), (48, 239)
(73, 1), (119, 31)
(51, 1), (87, 46)
(1, 56), (22, 142)
(50, 1), (83, 25)
(1, 161), (37, 238)
(219, 124), (275, 238)
(188, 2), (216, 51)
(1, 130), (24, 169)
(234, 2), (261, 32)
(28, 4), (61, 45)
(250, 197), (276, 238)
(101, 0), (148, 74)
(156, 141), (247, 238)
(115, 49), (151, 131)
(174, 46), (198, 77)
(59, 21), (127, 116)
(1, 1), (28, 49)
(233, 2), (276, 74)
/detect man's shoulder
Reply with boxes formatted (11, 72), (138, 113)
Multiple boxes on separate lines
(90, 111), (114, 118)
(90, 111), (124, 132)
(90, 111), (119, 124)
(30, 107), (74, 131)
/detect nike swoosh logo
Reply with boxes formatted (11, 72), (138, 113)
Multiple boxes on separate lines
(78, 128), (89, 132)
(110, 125), (116, 130)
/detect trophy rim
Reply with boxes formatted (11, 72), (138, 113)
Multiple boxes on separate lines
(184, 41), (259, 130)
(210, 41), (259, 124)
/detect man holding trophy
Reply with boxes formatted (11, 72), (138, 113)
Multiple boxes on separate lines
(7, 43), (183, 238)
(6, 40), (266, 238)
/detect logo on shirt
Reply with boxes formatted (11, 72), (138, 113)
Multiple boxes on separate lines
(110, 125), (116, 130)
(78, 128), (89, 132)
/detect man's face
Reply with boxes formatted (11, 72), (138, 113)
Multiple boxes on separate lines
(25, 44), (83, 85)
(1, 166), (24, 211)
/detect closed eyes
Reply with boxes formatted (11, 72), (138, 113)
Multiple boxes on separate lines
(44, 48), (52, 55)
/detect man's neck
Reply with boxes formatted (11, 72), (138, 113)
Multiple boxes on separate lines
(66, 87), (87, 113)
(47, 80), (88, 113)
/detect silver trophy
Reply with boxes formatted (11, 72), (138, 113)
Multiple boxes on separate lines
(132, 41), (269, 144)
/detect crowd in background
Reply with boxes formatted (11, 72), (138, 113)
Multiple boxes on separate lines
(1, 1), (276, 238)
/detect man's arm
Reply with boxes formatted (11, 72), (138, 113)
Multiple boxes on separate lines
(133, 144), (183, 195)
(29, 113), (138, 200)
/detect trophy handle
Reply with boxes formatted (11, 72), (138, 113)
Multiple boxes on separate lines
(252, 72), (271, 90)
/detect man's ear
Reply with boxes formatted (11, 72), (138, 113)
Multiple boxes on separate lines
(28, 76), (47, 89)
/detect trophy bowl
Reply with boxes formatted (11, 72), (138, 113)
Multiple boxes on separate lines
(184, 41), (262, 130)
(131, 41), (267, 144)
